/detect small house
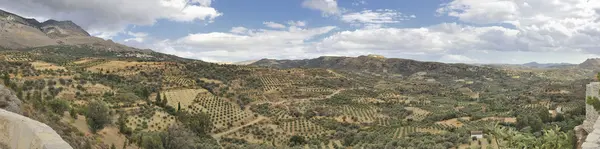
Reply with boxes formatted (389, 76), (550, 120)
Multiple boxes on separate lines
(470, 131), (483, 139)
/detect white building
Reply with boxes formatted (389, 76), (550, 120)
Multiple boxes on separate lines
(470, 131), (483, 139)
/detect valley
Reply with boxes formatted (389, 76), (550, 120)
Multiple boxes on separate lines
(0, 8), (594, 149)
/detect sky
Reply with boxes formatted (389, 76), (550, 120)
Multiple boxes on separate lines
(2, 0), (600, 64)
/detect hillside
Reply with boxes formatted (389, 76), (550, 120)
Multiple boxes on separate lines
(0, 9), (142, 52)
(580, 58), (600, 69)
(0, 9), (592, 149)
(251, 55), (510, 82)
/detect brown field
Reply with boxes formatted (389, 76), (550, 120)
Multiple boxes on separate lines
(31, 61), (66, 70)
(436, 117), (471, 128)
(164, 88), (209, 110)
(127, 111), (176, 132)
(86, 61), (165, 72)
(405, 107), (431, 121)
(199, 78), (223, 84)
(84, 83), (112, 95)
(73, 58), (96, 64)
(479, 117), (517, 123)
(98, 127), (138, 149)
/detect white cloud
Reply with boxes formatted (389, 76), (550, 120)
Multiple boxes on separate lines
(439, 54), (477, 63)
(341, 9), (414, 28)
(263, 22), (286, 29)
(0, 0), (222, 39)
(230, 27), (249, 34)
(287, 21), (307, 27)
(437, 0), (600, 55)
(124, 32), (148, 42)
(302, 0), (340, 16)
(352, 0), (367, 6)
(151, 25), (337, 62)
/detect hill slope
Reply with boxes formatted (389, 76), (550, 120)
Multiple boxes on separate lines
(0, 9), (142, 52)
(251, 55), (508, 80)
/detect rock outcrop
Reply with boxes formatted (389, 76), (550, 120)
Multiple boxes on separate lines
(580, 82), (600, 148)
(0, 108), (73, 149)
(0, 85), (21, 114)
(0, 84), (72, 149)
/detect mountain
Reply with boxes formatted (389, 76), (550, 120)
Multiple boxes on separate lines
(251, 55), (508, 80)
(522, 62), (574, 68)
(579, 58), (600, 69)
(0, 9), (141, 52)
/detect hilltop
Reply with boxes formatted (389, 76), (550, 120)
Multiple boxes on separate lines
(580, 58), (600, 69)
(0, 9), (142, 52)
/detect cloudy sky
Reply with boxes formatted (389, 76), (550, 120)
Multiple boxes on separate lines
(2, 0), (600, 64)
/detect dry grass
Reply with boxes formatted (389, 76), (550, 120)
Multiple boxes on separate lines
(164, 89), (209, 110)
(30, 61), (66, 71)
(84, 83), (112, 95)
(436, 117), (471, 128)
(86, 61), (165, 72)
(73, 58), (96, 64)
(98, 126), (138, 149)
(479, 117), (517, 123)
(405, 107), (431, 121)
(127, 111), (176, 132)
(199, 78), (223, 84)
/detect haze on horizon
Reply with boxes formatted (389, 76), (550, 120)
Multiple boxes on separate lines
(2, 0), (600, 64)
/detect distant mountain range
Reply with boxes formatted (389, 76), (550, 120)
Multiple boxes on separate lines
(0, 9), (144, 52)
(521, 62), (574, 68)
(250, 55), (511, 81)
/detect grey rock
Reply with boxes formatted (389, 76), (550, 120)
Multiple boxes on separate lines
(0, 84), (21, 114)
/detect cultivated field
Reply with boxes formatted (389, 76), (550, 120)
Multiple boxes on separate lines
(31, 61), (66, 70)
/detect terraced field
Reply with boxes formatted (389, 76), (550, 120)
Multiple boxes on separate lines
(190, 94), (257, 133)
(164, 88), (208, 111)
(30, 61), (66, 70)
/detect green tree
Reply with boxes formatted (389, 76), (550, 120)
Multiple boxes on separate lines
(155, 91), (162, 104)
(70, 108), (78, 119)
(488, 124), (573, 148)
(289, 135), (306, 147)
(141, 133), (164, 149)
(86, 100), (112, 133)
(16, 87), (23, 100)
(177, 102), (181, 112)
(2, 72), (9, 86)
(179, 113), (212, 136)
(110, 144), (116, 149)
(47, 99), (70, 114)
(162, 95), (168, 106)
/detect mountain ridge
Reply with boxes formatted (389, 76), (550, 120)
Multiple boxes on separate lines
(0, 9), (142, 52)
(250, 55), (508, 82)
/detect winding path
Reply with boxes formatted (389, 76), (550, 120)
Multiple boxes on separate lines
(212, 116), (267, 138)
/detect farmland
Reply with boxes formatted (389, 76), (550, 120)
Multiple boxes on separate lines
(0, 45), (587, 149)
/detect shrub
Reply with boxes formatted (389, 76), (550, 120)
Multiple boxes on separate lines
(587, 96), (600, 112)
(86, 100), (112, 133)
(47, 99), (70, 114)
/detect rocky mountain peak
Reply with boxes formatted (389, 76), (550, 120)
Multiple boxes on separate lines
(40, 19), (90, 38)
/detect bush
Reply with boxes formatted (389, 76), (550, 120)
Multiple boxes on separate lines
(289, 135), (306, 147)
(47, 99), (70, 114)
(587, 96), (600, 112)
(86, 100), (112, 133)
(179, 112), (212, 136)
